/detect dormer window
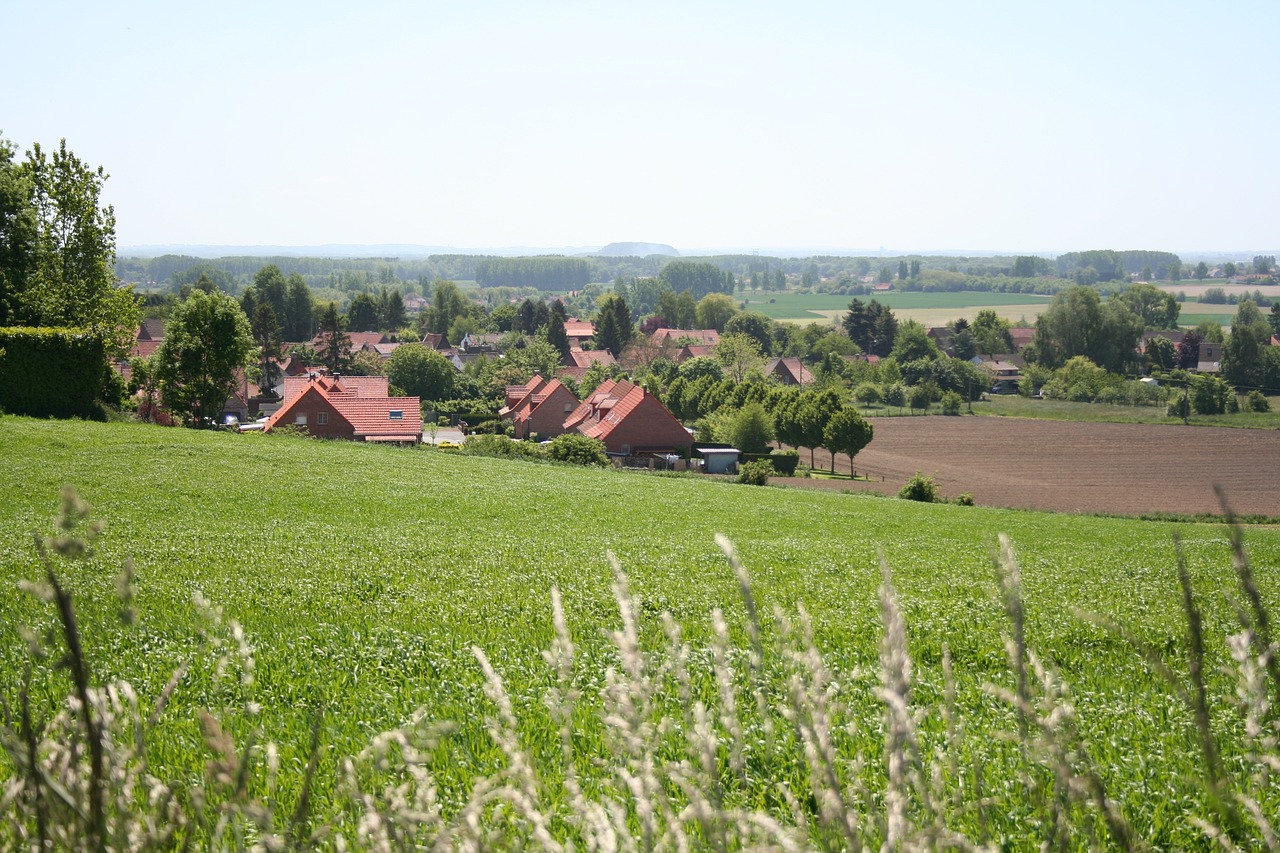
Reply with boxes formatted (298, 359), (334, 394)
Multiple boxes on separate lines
(389, 410), (403, 420)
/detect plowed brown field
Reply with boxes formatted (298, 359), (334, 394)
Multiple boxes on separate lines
(777, 417), (1280, 516)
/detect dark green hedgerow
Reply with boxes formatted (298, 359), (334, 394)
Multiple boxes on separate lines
(0, 327), (106, 418)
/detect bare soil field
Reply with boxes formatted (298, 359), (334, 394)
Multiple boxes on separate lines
(778, 416), (1280, 516)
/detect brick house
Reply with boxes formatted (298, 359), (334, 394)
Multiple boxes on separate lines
(564, 318), (596, 347)
(563, 378), (691, 457)
(264, 374), (421, 443)
(499, 375), (581, 440)
(764, 357), (814, 386)
(649, 328), (721, 349)
(556, 346), (617, 383)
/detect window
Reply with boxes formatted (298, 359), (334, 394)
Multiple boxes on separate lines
(317, 412), (328, 425)
(564, 402), (573, 413)
(388, 410), (403, 420)
(295, 414), (307, 426)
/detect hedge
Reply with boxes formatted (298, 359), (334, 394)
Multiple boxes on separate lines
(0, 327), (106, 418)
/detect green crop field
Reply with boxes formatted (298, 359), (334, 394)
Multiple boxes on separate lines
(2, 416), (1278, 847)
(740, 290), (1053, 326)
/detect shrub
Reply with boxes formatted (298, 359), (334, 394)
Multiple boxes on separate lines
(0, 327), (107, 418)
(883, 383), (906, 408)
(955, 492), (975, 506)
(1167, 394), (1190, 418)
(1246, 389), (1272, 412)
(853, 382), (883, 407)
(545, 433), (609, 466)
(737, 459), (775, 485)
(907, 384), (932, 412)
(939, 390), (963, 415)
(898, 471), (938, 502)
(719, 402), (775, 454)
(768, 449), (800, 476)
(463, 434), (545, 460)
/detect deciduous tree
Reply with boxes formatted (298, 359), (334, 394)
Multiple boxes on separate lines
(823, 407), (873, 474)
(155, 289), (254, 427)
(694, 292), (738, 332)
(1030, 286), (1142, 373)
(715, 333), (765, 383)
(385, 342), (455, 402)
(1116, 282), (1179, 329)
(0, 136), (138, 358)
(719, 402), (774, 454)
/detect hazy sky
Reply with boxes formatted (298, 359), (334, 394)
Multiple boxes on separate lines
(6, 1), (1277, 254)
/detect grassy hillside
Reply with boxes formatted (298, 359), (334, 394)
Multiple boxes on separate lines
(1, 416), (1277, 846)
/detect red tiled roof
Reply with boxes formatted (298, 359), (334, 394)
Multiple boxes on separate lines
(651, 328), (720, 347)
(567, 348), (617, 368)
(335, 398), (422, 436)
(511, 378), (576, 426)
(766, 357), (814, 385)
(674, 344), (716, 363)
(501, 375), (549, 412)
(138, 318), (166, 341)
(266, 376), (420, 439)
(282, 374), (390, 402)
(564, 319), (595, 338)
(129, 340), (161, 359)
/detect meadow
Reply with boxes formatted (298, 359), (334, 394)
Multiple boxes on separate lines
(2, 416), (1279, 848)
(737, 290), (1054, 326)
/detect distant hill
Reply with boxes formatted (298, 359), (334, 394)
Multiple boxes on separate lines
(595, 242), (680, 258)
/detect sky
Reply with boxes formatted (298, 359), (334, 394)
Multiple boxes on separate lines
(5, 0), (1278, 256)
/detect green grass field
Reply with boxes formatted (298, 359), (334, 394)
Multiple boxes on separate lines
(740, 289), (1053, 325)
(974, 394), (1280, 428)
(2, 416), (1278, 846)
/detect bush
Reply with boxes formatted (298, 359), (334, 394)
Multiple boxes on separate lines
(1191, 375), (1233, 415)
(463, 434), (545, 460)
(1167, 394), (1190, 418)
(955, 492), (975, 506)
(939, 390), (963, 415)
(883, 383), (906, 408)
(898, 472), (938, 502)
(769, 449), (800, 476)
(1246, 389), (1272, 412)
(737, 459), (775, 486)
(545, 433), (609, 466)
(853, 382), (883, 407)
(907, 384), (932, 412)
(0, 327), (107, 418)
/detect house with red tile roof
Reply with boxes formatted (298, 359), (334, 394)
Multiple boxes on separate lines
(556, 347), (619, 383)
(421, 332), (451, 351)
(764, 357), (814, 386)
(128, 318), (166, 360)
(564, 318), (595, 344)
(498, 374), (581, 440)
(563, 378), (691, 457)
(1009, 327), (1036, 352)
(264, 374), (421, 443)
(649, 328), (721, 349)
(673, 344), (717, 363)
